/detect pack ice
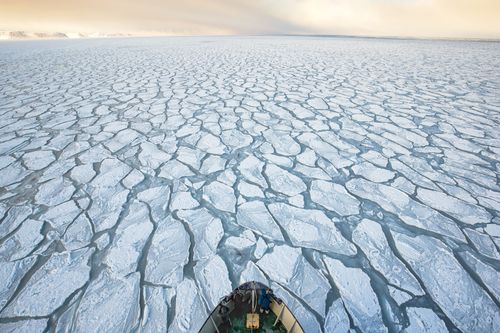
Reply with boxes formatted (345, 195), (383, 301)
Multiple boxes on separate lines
(0, 36), (499, 332)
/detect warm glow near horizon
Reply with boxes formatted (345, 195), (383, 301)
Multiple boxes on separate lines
(0, 0), (499, 39)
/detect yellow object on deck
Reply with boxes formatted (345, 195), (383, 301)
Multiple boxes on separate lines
(246, 313), (259, 329)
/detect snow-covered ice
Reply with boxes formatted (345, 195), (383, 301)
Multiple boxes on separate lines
(268, 202), (356, 255)
(0, 36), (499, 332)
(310, 180), (360, 216)
(145, 216), (190, 285)
(324, 256), (387, 333)
(352, 219), (423, 295)
(236, 201), (284, 241)
(393, 232), (499, 332)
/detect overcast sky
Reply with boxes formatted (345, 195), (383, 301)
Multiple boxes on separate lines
(1, 0), (499, 39)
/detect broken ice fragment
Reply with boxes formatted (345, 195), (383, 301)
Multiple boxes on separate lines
(352, 161), (395, 183)
(324, 256), (387, 333)
(203, 180), (236, 213)
(145, 216), (189, 285)
(265, 164), (306, 196)
(22, 150), (55, 170)
(236, 201), (284, 241)
(1, 248), (93, 317)
(158, 160), (194, 180)
(346, 178), (465, 242)
(0, 319), (48, 333)
(137, 186), (171, 222)
(310, 180), (360, 216)
(0, 256), (36, 309)
(169, 278), (208, 333)
(0, 219), (44, 261)
(238, 155), (267, 187)
(140, 286), (173, 332)
(257, 245), (330, 315)
(417, 187), (492, 225)
(177, 208), (223, 260)
(73, 270), (140, 333)
(35, 177), (75, 206)
(268, 203), (356, 255)
(138, 141), (171, 170)
(170, 190), (199, 210)
(194, 255), (232, 309)
(104, 200), (153, 276)
(405, 307), (448, 333)
(352, 219), (423, 295)
(324, 299), (351, 333)
(393, 232), (499, 332)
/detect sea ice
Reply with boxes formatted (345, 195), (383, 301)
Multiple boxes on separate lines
(70, 164), (96, 183)
(158, 160), (194, 179)
(104, 201), (153, 275)
(404, 307), (448, 333)
(145, 216), (190, 285)
(35, 177), (75, 206)
(239, 261), (269, 285)
(22, 150), (55, 170)
(238, 180), (265, 198)
(1, 248), (92, 317)
(346, 178), (465, 241)
(271, 282), (322, 333)
(352, 219), (423, 295)
(138, 141), (171, 170)
(203, 180), (236, 212)
(62, 214), (93, 250)
(393, 232), (500, 332)
(197, 132), (225, 155)
(0, 219), (43, 261)
(73, 270), (140, 333)
(137, 186), (171, 222)
(263, 130), (301, 156)
(238, 155), (267, 187)
(459, 251), (500, 302)
(200, 155), (226, 174)
(257, 245), (330, 315)
(351, 161), (395, 183)
(0, 319), (47, 333)
(139, 286), (173, 332)
(177, 208), (223, 260)
(324, 256), (387, 333)
(324, 299), (351, 333)
(0, 36), (498, 332)
(170, 190), (199, 210)
(236, 201), (283, 241)
(265, 164), (306, 196)
(169, 279), (207, 333)
(194, 255), (233, 309)
(268, 202), (356, 255)
(310, 180), (360, 216)
(417, 188), (492, 225)
(0, 256), (36, 309)
(104, 128), (140, 152)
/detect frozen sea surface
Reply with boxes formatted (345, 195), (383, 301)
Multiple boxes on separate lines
(0, 36), (499, 332)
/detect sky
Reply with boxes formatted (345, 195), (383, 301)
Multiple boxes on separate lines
(0, 0), (499, 39)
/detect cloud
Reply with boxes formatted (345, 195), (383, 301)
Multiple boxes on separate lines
(0, 0), (498, 38)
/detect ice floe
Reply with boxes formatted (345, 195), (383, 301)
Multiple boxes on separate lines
(236, 201), (283, 241)
(310, 180), (360, 216)
(324, 256), (387, 333)
(145, 216), (190, 285)
(346, 178), (465, 241)
(393, 232), (500, 332)
(1, 248), (92, 317)
(73, 270), (140, 333)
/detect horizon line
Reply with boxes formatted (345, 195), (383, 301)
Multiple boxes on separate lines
(1, 31), (499, 43)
